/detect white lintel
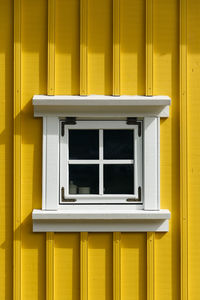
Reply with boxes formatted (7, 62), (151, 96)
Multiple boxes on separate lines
(32, 208), (170, 232)
(33, 95), (171, 118)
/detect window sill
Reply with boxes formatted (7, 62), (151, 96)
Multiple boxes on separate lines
(32, 208), (170, 232)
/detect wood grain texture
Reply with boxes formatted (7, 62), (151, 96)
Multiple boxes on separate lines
(187, 1), (200, 298)
(146, 2), (155, 300)
(55, 0), (80, 95)
(88, 0), (113, 94)
(121, 233), (147, 300)
(180, 0), (188, 299)
(0, 0), (13, 299)
(46, 233), (54, 300)
(21, 0), (47, 298)
(48, 0), (55, 95)
(54, 233), (80, 300)
(47, 1), (55, 299)
(113, 0), (120, 95)
(81, 232), (88, 300)
(80, 0), (88, 95)
(13, 0), (22, 299)
(113, 232), (121, 300)
(1, 0), (198, 299)
(154, 0), (180, 299)
(88, 233), (113, 300)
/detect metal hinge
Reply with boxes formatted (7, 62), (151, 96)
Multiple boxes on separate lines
(61, 117), (76, 136)
(61, 187), (77, 202)
(126, 186), (142, 202)
(127, 117), (142, 137)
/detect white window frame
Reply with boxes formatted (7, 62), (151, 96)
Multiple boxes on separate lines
(42, 116), (159, 211)
(60, 120), (142, 206)
(32, 95), (171, 232)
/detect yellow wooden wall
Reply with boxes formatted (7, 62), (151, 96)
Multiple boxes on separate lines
(0, 0), (199, 299)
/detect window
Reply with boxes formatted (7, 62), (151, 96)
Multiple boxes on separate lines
(32, 95), (171, 232)
(60, 120), (142, 206)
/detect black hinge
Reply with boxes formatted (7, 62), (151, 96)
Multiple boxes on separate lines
(127, 117), (142, 137)
(61, 117), (76, 136)
(61, 187), (77, 202)
(126, 186), (142, 202)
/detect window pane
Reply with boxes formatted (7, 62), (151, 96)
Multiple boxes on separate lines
(103, 130), (134, 159)
(104, 164), (134, 194)
(69, 130), (99, 159)
(69, 165), (99, 194)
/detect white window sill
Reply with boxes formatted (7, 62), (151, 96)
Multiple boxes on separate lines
(32, 208), (170, 232)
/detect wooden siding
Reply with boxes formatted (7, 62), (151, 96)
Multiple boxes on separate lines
(0, 0), (200, 299)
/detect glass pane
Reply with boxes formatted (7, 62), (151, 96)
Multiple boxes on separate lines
(104, 164), (134, 194)
(103, 130), (134, 159)
(69, 165), (99, 194)
(69, 130), (99, 159)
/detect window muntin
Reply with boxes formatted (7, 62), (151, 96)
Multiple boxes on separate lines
(60, 121), (143, 205)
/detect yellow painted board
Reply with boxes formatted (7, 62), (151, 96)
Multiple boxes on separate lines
(146, 1), (155, 299)
(88, 233), (113, 300)
(21, 0), (47, 298)
(0, 0), (13, 299)
(14, 0), (22, 299)
(180, 0), (188, 299)
(153, 0), (180, 299)
(46, 232), (55, 300)
(80, 0), (88, 95)
(2, 0), (200, 299)
(147, 232), (155, 300)
(188, 1), (200, 298)
(88, 0), (113, 95)
(113, 0), (120, 95)
(120, 0), (145, 95)
(146, 0), (153, 96)
(113, 232), (121, 300)
(55, 233), (80, 300)
(80, 232), (88, 300)
(55, 0), (80, 95)
(121, 233), (147, 300)
(48, 0), (55, 95)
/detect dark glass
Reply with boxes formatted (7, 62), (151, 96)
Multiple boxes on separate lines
(69, 165), (99, 194)
(103, 130), (134, 159)
(104, 164), (134, 194)
(69, 130), (99, 159)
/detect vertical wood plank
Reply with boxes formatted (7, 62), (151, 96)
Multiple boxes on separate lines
(147, 232), (155, 300)
(146, 0), (153, 96)
(0, 0), (13, 298)
(48, 0), (55, 95)
(13, 0), (21, 299)
(113, 0), (120, 95)
(80, 232), (88, 300)
(113, 232), (121, 300)
(121, 233), (147, 299)
(47, 0), (55, 299)
(80, 0), (88, 95)
(55, 0), (80, 94)
(146, 1), (155, 300)
(46, 233), (54, 300)
(180, 0), (188, 299)
(120, 0), (146, 95)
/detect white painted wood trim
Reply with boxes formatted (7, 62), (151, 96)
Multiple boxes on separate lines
(33, 95), (171, 118)
(157, 118), (160, 209)
(143, 117), (159, 210)
(32, 208), (170, 232)
(45, 116), (59, 210)
(42, 117), (47, 209)
(33, 94), (171, 103)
